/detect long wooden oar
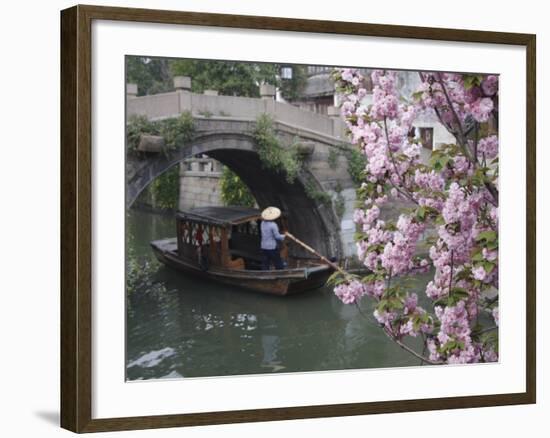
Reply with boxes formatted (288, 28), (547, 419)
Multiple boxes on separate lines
(284, 232), (346, 275)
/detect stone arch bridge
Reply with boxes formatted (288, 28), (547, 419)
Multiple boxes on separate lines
(127, 88), (357, 258)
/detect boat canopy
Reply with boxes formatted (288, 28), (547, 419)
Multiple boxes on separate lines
(176, 206), (262, 227)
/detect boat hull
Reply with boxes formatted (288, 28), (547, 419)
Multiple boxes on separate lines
(151, 239), (333, 296)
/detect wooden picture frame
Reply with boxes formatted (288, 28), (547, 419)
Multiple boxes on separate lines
(60, 4), (536, 433)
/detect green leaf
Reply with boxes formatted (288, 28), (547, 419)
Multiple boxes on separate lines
(412, 91), (424, 100)
(367, 243), (383, 253)
(482, 261), (495, 274)
(434, 214), (445, 225)
(433, 296), (449, 307)
(384, 223), (398, 232)
(454, 268), (472, 281)
(361, 274), (376, 284)
(463, 74), (483, 90)
(476, 230), (497, 243)
(450, 287), (470, 298)
(471, 169), (486, 186)
(327, 271), (344, 286)
(429, 153), (451, 172)
(471, 250), (484, 262)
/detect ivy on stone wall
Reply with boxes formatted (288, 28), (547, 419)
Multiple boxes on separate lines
(345, 147), (368, 186)
(126, 114), (158, 151)
(304, 179), (332, 206)
(254, 114), (346, 220)
(334, 193), (346, 219)
(333, 182), (346, 219)
(135, 165), (180, 211)
(126, 111), (195, 152)
(160, 112), (195, 150)
(253, 114), (303, 184)
(149, 166), (180, 210)
(127, 112), (194, 211)
(328, 148), (340, 170)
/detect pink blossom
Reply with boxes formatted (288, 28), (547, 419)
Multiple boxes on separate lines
(452, 156), (470, 174)
(365, 280), (385, 299)
(365, 206), (380, 223)
(427, 338), (441, 362)
(341, 68), (359, 83)
(467, 97), (494, 122)
(403, 142), (421, 158)
(432, 301), (480, 363)
(403, 293), (418, 314)
(369, 71), (400, 120)
(353, 208), (367, 225)
(492, 307), (499, 326)
(483, 348), (498, 363)
(482, 248), (498, 261)
(400, 320), (417, 337)
(481, 75), (499, 96)
(446, 344), (480, 364)
(334, 280), (367, 305)
(478, 135), (499, 160)
(472, 266), (487, 281)
(374, 309), (397, 327)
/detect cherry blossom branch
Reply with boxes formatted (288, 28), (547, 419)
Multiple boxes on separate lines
(484, 182), (499, 207)
(478, 325), (498, 335)
(420, 333), (428, 365)
(436, 75), (499, 208)
(383, 117), (418, 205)
(473, 122), (479, 167)
(383, 327), (443, 365)
(435, 73), (471, 157)
(430, 74), (499, 206)
(448, 250), (454, 294)
(419, 72), (460, 140)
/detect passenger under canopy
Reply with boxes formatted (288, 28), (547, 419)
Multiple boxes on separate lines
(176, 206), (288, 270)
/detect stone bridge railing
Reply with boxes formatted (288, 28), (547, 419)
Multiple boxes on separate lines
(127, 79), (347, 140)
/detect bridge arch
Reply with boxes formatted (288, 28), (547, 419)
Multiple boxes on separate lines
(127, 131), (343, 258)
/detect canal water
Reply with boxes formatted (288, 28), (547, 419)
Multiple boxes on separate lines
(126, 209), (428, 381)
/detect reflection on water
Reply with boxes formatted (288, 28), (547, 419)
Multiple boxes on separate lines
(126, 209), (428, 380)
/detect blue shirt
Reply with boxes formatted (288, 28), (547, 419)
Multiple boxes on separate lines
(260, 221), (285, 250)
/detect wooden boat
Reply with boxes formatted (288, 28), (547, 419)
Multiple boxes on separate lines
(150, 206), (334, 296)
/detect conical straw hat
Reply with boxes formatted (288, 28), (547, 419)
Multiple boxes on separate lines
(261, 206), (281, 221)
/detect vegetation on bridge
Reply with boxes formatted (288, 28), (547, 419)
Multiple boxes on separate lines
(127, 112), (195, 153)
(218, 114), (305, 208)
(127, 113), (195, 210)
(253, 114), (305, 184)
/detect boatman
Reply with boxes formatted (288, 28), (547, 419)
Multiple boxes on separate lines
(260, 206), (286, 270)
